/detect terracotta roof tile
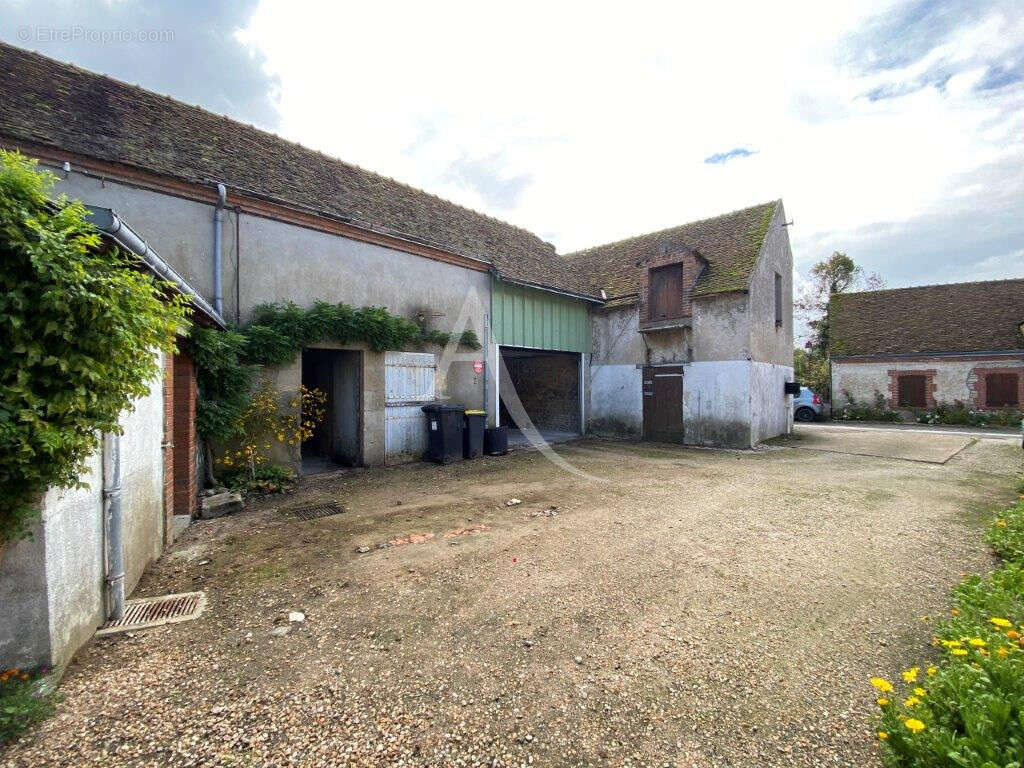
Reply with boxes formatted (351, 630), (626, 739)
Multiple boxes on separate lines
(0, 43), (595, 297)
(562, 201), (779, 301)
(830, 279), (1024, 357)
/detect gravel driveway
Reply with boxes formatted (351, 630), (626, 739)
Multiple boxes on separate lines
(3, 436), (1020, 768)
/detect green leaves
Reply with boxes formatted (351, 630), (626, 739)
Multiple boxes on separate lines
(877, 492), (1024, 767)
(189, 300), (480, 445)
(0, 150), (188, 544)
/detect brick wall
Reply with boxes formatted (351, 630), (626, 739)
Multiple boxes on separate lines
(162, 352), (175, 542)
(638, 249), (704, 325)
(887, 368), (937, 409)
(172, 352), (198, 519)
(503, 353), (580, 432)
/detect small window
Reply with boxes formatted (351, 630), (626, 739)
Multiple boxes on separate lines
(774, 272), (783, 327)
(986, 373), (1019, 408)
(648, 264), (683, 320)
(897, 374), (927, 408)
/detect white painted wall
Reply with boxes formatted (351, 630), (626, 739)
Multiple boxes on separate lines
(0, 354), (167, 671)
(682, 361), (753, 447)
(588, 364), (643, 437)
(750, 362), (794, 444)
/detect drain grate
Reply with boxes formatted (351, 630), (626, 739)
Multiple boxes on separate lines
(97, 591), (207, 635)
(287, 502), (345, 521)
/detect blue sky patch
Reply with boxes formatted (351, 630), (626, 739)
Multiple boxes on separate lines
(704, 147), (757, 165)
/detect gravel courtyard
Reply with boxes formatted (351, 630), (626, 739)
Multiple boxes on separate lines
(3, 433), (1020, 768)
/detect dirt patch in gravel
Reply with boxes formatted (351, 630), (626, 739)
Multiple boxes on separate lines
(3, 436), (1021, 768)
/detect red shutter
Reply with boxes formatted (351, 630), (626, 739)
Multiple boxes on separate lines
(986, 373), (1019, 407)
(897, 375), (927, 408)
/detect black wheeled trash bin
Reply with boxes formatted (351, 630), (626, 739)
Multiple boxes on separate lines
(421, 403), (465, 464)
(484, 426), (508, 456)
(463, 410), (486, 459)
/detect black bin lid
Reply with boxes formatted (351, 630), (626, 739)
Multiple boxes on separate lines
(421, 402), (466, 413)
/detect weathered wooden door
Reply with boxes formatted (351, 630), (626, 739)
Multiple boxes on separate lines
(642, 366), (684, 442)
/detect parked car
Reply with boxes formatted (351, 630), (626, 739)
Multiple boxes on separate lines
(793, 387), (823, 422)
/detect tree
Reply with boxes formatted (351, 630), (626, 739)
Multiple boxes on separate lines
(797, 251), (883, 353)
(0, 151), (188, 545)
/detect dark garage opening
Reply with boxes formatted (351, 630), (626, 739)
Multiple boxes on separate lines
(301, 348), (361, 473)
(499, 347), (581, 446)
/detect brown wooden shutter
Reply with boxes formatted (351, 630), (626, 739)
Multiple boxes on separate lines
(897, 375), (927, 408)
(649, 264), (683, 319)
(986, 373), (1019, 407)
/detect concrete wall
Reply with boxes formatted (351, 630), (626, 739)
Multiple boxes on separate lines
(833, 356), (1024, 409)
(0, 356), (166, 671)
(51, 170), (491, 431)
(503, 353), (581, 432)
(747, 203), (794, 366)
(682, 361), (754, 447)
(750, 362), (795, 444)
(691, 293), (750, 361)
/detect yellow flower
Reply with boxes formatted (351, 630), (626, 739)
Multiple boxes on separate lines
(870, 678), (894, 693)
(902, 667), (920, 683)
(994, 519), (1007, 527)
(904, 718), (926, 733)
(877, 697), (890, 707)
(877, 731), (889, 740)
(941, 639), (962, 648)
(968, 638), (986, 648)
(951, 609), (960, 617)
(903, 696), (921, 708)
(997, 646), (1009, 657)
(926, 666), (937, 677)
(913, 687), (926, 697)
(951, 648), (968, 656)
(991, 617), (1012, 628)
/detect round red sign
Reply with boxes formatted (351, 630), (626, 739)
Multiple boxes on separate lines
(473, 360), (484, 375)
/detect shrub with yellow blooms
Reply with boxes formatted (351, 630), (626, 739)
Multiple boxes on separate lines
(215, 379), (327, 482)
(870, 478), (1024, 766)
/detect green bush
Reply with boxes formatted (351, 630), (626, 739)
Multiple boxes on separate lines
(835, 391), (903, 423)
(0, 151), (187, 544)
(189, 300), (481, 446)
(220, 463), (296, 495)
(0, 667), (56, 746)
(914, 401), (1022, 428)
(871, 485), (1024, 766)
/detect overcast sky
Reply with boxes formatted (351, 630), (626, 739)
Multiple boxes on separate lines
(2, 0), (1022, 294)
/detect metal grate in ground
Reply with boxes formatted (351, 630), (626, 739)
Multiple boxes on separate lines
(96, 591), (207, 635)
(286, 502), (345, 521)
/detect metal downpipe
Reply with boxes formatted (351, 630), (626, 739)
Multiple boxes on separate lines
(102, 433), (125, 621)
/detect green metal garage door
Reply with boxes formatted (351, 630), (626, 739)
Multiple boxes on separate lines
(491, 279), (590, 353)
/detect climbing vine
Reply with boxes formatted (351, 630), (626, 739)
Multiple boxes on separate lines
(187, 300), (480, 445)
(0, 151), (187, 545)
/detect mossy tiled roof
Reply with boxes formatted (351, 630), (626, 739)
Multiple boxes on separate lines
(830, 279), (1024, 357)
(0, 43), (595, 297)
(562, 201), (779, 302)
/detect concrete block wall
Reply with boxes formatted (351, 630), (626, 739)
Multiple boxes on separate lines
(504, 354), (581, 432)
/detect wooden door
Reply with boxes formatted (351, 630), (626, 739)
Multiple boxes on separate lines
(643, 366), (684, 442)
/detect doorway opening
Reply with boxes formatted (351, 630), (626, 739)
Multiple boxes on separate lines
(499, 347), (582, 447)
(301, 348), (361, 474)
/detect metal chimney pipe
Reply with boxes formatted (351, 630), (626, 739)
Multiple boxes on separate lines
(213, 183), (227, 316)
